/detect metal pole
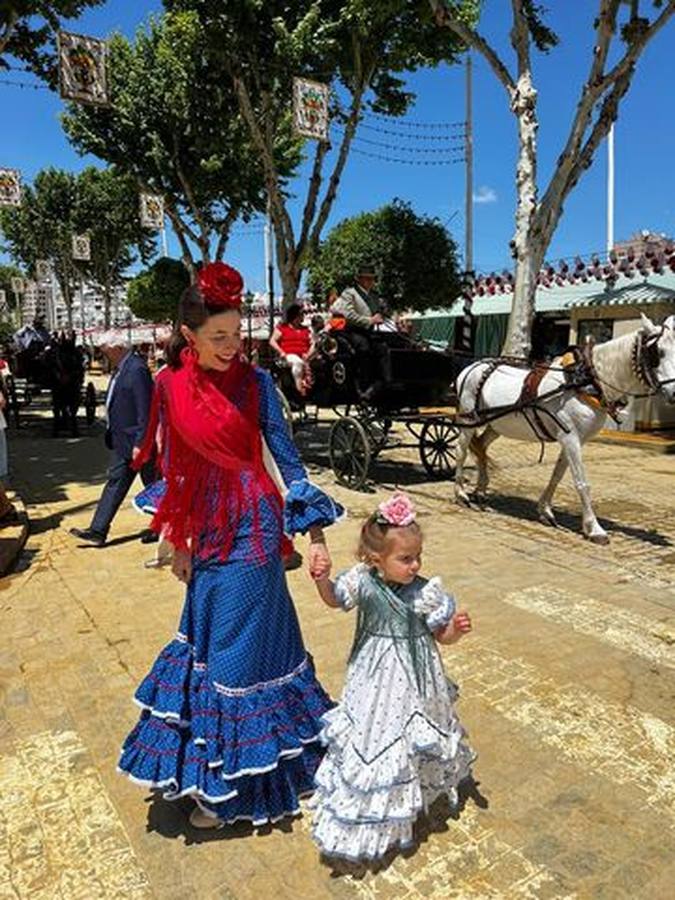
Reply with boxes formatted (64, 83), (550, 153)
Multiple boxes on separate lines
(465, 53), (474, 274)
(80, 273), (86, 343)
(161, 223), (169, 258)
(607, 123), (615, 255)
(13, 291), (21, 328)
(459, 53), (475, 355)
(48, 263), (58, 332)
(265, 194), (275, 340)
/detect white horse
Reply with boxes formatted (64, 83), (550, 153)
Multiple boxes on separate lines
(454, 314), (675, 543)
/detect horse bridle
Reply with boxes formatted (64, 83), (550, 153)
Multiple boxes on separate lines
(630, 326), (675, 392)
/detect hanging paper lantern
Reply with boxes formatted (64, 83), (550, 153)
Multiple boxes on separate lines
(58, 31), (108, 105)
(0, 168), (21, 207)
(292, 78), (330, 141)
(139, 193), (165, 230)
(72, 234), (91, 261)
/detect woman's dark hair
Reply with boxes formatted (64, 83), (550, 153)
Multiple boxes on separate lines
(284, 303), (303, 325)
(165, 283), (240, 368)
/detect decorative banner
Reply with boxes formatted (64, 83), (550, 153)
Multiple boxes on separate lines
(10, 277), (24, 295)
(139, 193), (165, 230)
(36, 259), (51, 280)
(58, 30), (108, 106)
(72, 234), (91, 261)
(293, 78), (330, 141)
(0, 168), (21, 207)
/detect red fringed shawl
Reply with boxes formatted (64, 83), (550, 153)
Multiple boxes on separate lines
(135, 350), (283, 562)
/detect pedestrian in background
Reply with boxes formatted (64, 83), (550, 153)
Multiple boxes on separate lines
(269, 303), (314, 395)
(70, 331), (155, 547)
(0, 372), (9, 482)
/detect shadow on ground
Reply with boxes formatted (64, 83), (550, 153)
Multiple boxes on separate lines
(482, 491), (673, 548)
(8, 395), (109, 513)
(142, 776), (490, 871)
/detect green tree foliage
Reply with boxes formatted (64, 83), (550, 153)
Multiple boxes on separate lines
(74, 167), (156, 326)
(127, 257), (190, 323)
(0, 166), (154, 328)
(0, 263), (23, 309)
(166, 0), (478, 301)
(0, 262), (22, 336)
(431, 0), (675, 355)
(0, 167), (79, 326)
(62, 10), (299, 275)
(0, 1), (105, 85)
(307, 200), (461, 312)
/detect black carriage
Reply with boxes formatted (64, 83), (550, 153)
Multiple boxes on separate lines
(5, 329), (97, 433)
(275, 328), (467, 490)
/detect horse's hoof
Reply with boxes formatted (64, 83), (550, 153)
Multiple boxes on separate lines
(455, 492), (472, 508)
(586, 531), (610, 545)
(538, 510), (557, 527)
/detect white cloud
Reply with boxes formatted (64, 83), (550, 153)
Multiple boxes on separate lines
(473, 185), (498, 205)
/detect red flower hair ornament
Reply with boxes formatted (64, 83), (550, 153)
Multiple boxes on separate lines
(197, 262), (244, 309)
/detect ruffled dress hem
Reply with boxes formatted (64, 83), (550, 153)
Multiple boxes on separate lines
(118, 636), (332, 823)
(309, 683), (476, 861)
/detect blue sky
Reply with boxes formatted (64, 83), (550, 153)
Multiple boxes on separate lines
(3, 0), (674, 293)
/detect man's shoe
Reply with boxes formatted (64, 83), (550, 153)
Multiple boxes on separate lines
(140, 529), (159, 544)
(69, 527), (106, 547)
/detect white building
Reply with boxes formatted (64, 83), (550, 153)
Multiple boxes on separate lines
(21, 278), (135, 333)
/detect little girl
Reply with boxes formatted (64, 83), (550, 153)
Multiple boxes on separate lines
(311, 492), (475, 862)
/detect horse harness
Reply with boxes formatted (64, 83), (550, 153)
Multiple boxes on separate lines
(461, 325), (672, 451)
(464, 346), (624, 446)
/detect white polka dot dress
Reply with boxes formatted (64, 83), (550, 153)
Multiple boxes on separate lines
(309, 566), (475, 862)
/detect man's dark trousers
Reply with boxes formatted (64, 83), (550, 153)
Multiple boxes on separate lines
(90, 454), (155, 537)
(89, 351), (155, 538)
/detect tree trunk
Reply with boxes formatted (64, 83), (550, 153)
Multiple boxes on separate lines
(103, 270), (112, 329)
(62, 283), (73, 331)
(0, 11), (18, 55)
(503, 73), (539, 357)
(278, 264), (301, 306)
(505, 239), (546, 359)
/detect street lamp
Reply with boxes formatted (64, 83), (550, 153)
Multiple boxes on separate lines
(244, 290), (254, 362)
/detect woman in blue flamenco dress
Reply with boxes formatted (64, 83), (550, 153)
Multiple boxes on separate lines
(118, 262), (343, 829)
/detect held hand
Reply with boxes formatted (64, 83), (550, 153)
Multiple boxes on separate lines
(371, 313), (384, 325)
(308, 541), (331, 581)
(132, 446), (141, 463)
(172, 549), (192, 584)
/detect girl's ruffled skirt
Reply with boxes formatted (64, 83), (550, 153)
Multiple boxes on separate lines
(309, 677), (475, 861)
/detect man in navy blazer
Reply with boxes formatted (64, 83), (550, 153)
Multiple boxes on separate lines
(70, 331), (156, 546)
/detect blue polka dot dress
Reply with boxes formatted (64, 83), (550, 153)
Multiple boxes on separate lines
(118, 368), (343, 825)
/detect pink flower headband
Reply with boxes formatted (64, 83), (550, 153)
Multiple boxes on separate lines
(376, 492), (416, 527)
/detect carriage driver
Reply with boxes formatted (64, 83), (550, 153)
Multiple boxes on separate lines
(330, 263), (390, 401)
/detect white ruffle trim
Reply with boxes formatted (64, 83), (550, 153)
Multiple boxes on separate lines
(310, 698), (475, 861)
(334, 563), (370, 610)
(413, 576), (456, 631)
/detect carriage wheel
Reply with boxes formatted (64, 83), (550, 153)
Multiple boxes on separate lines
(85, 382), (97, 426)
(329, 416), (371, 490)
(276, 387), (294, 435)
(419, 419), (459, 479)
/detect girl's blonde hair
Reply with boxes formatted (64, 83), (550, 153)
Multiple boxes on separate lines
(357, 513), (422, 563)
